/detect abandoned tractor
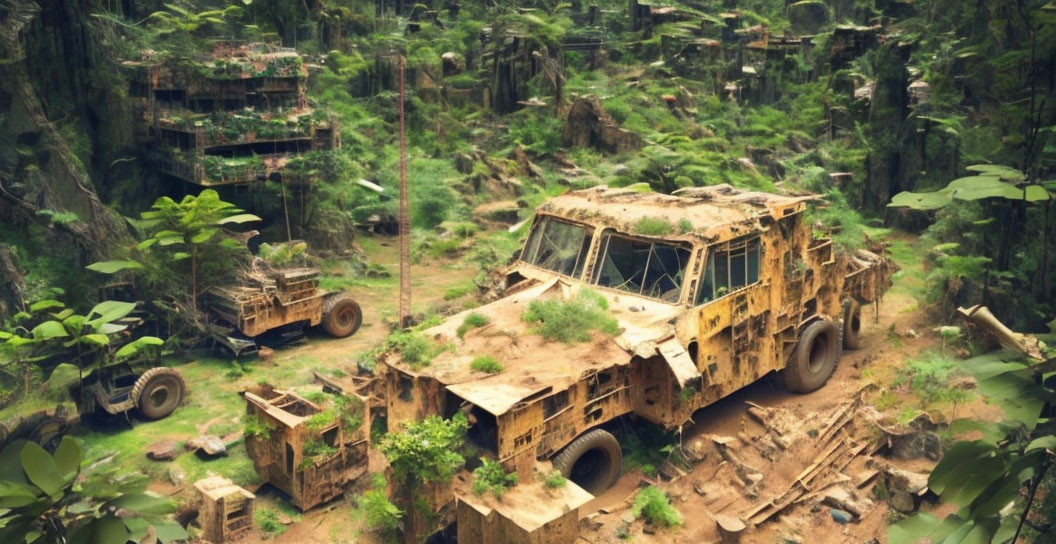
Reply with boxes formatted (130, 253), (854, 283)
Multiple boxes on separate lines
(207, 266), (362, 357)
(74, 364), (186, 421)
(382, 184), (895, 498)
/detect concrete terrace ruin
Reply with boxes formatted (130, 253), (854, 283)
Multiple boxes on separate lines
(124, 42), (338, 187)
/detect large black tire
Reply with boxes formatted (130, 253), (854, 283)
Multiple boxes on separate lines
(321, 293), (362, 338)
(133, 368), (186, 420)
(551, 428), (622, 496)
(783, 319), (841, 394)
(843, 300), (863, 350)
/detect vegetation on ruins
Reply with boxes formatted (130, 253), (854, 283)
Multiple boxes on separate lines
(471, 458), (519, 499)
(522, 290), (620, 343)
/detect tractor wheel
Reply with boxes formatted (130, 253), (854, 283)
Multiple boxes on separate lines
(783, 319), (841, 394)
(551, 428), (622, 496)
(321, 293), (362, 338)
(133, 368), (186, 420)
(843, 300), (863, 350)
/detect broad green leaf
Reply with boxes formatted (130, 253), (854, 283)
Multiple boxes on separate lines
(944, 176), (1023, 201)
(135, 238), (158, 251)
(81, 515), (129, 544)
(1023, 185), (1050, 202)
(114, 337), (164, 360)
(0, 481), (41, 508)
(889, 512), (961, 544)
(929, 441), (995, 493)
(216, 213), (261, 225)
(20, 442), (65, 499)
(888, 191), (952, 210)
(107, 492), (174, 515)
(190, 228), (218, 244)
(1026, 436), (1056, 452)
(28, 300), (64, 313)
(52, 437), (81, 481)
(964, 164), (1025, 181)
(31, 321), (68, 340)
(96, 323), (127, 335)
(154, 520), (190, 543)
(155, 236), (183, 246)
(80, 334), (110, 347)
(49, 309), (74, 321)
(85, 260), (143, 274)
(172, 252), (191, 261)
(86, 301), (136, 328)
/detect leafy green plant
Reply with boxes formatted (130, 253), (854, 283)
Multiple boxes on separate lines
(632, 486), (683, 528)
(544, 471), (567, 489)
(457, 312), (490, 339)
(360, 474), (403, 533)
(471, 458), (518, 499)
(378, 414), (468, 485)
(522, 290), (619, 344)
(677, 218), (693, 235)
(634, 217), (674, 236)
(242, 413), (271, 440)
(470, 356), (503, 374)
(0, 437), (186, 543)
(892, 352), (972, 408)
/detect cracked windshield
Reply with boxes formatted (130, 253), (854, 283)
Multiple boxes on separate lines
(520, 216), (593, 277)
(593, 234), (690, 302)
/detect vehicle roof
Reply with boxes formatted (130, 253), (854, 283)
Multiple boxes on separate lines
(536, 184), (815, 242)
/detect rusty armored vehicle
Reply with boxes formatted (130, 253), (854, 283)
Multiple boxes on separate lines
(207, 266), (362, 357)
(382, 184), (895, 498)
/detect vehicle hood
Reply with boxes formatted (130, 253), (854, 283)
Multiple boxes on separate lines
(386, 272), (700, 417)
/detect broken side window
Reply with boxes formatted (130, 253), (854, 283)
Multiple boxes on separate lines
(520, 216), (593, 277)
(592, 234), (690, 302)
(696, 238), (762, 304)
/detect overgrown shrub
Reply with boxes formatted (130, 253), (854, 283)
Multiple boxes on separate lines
(378, 414), (468, 484)
(386, 331), (445, 369)
(544, 471), (567, 489)
(360, 474), (403, 533)
(470, 356), (503, 374)
(892, 351), (973, 408)
(256, 508), (286, 535)
(632, 486), (683, 527)
(472, 458), (519, 498)
(522, 290), (619, 343)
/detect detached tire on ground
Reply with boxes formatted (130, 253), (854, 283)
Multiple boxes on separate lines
(551, 428), (622, 496)
(784, 319), (841, 394)
(321, 293), (363, 338)
(133, 367), (186, 420)
(843, 299), (863, 350)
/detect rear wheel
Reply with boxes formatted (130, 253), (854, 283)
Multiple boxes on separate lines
(551, 428), (622, 496)
(321, 294), (362, 338)
(133, 368), (186, 420)
(843, 300), (863, 350)
(783, 319), (840, 394)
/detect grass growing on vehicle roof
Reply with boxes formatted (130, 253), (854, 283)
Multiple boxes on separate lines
(632, 486), (683, 527)
(522, 290), (619, 344)
(470, 356), (503, 374)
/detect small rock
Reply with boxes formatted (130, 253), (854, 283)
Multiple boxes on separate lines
(643, 525), (657, 535)
(258, 346), (275, 360)
(829, 508), (853, 524)
(167, 467), (185, 486)
(620, 512), (636, 524)
(146, 440), (179, 461)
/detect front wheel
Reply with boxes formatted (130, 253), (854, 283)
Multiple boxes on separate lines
(321, 294), (362, 338)
(133, 368), (186, 420)
(551, 428), (622, 496)
(783, 319), (841, 394)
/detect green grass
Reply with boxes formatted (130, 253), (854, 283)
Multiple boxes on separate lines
(444, 283), (475, 301)
(634, 217), (674, 236)
(386, 331), (445, 369)
(255, 508), (287, 536)
(457, 312), (490, 339)
(471, 457), (518, 498)
(544, 471), (567, 489)
(522, 290), (619, 344)
(470, 356), (503, 374)
(632, 486), (683, 527)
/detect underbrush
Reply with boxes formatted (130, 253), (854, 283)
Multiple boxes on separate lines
(457, 312), (490, 338)
(470, 356), (503, 374)
(892, 351), (973, 410)
(471, 457), (518, 498)
(385, 331), (447, 369)
(522, 290), (619, 343)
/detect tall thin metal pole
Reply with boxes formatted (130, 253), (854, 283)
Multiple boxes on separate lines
(398, 55), (411, 329)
